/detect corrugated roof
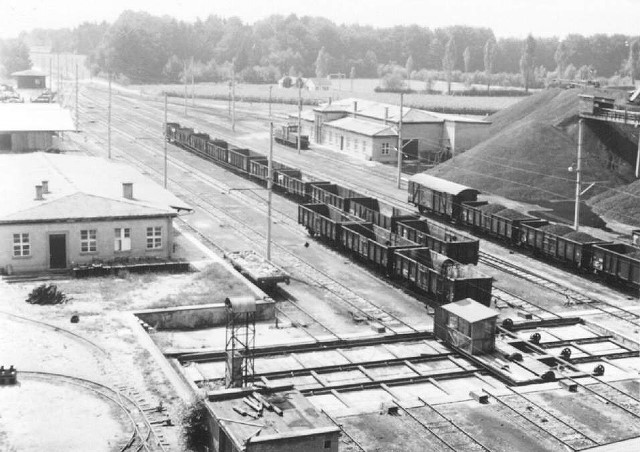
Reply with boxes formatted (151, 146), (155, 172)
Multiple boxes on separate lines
(441, 298), (498, 323)
(409, 173), (480, 196)
(0, 104), (75, 132)
(0, 153), (191, 223)
(11, 69), (47, 77)
(324, 117), (397, 137)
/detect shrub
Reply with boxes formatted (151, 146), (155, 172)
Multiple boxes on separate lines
(181, 398), (211, 451)
(26, 284), (70, 305)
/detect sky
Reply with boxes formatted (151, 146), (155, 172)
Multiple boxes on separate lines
(1, 0), (639, 40)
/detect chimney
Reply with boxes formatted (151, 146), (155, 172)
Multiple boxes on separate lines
(35, 185), (43, 200)
(384, 107), (389, 125)
(353, 101), (358, 118)
(122, 182), (133, 200)
(41, 180), (49, 194)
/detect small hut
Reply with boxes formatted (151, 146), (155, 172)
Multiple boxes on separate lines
(434, 298), (498, 355)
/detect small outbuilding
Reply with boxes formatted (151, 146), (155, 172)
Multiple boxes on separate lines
(11, 69), (47, 89)
(434, 298), (498, 355)
(0, 104), (75, 152)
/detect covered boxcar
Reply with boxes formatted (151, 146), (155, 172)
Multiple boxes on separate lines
(298, 203), (363, 242)
(591, 243), (640, 289)
(311, 183), (371, 212)
(396, 218), (480, 264)
(393, 248), (493, 307)
(408, 174), (479, 220)
(341, 223), (420, 275)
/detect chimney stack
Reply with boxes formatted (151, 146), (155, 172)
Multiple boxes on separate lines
(41, 180), (49, 194)
(122, 182), (133, 200)
(353, 101), (358, 118)
(35, 185), (44, 200)
(384, 107), (389, 125)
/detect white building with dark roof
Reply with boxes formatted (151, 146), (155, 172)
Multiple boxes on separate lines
(0, 153), (190, 274)
(0, 104), (75, 152)
(297, 97), (490, 162)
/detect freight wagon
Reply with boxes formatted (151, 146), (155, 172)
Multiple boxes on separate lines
(591, 243), (640, 288)
(396, 218), (480, 264)
(226, 250), (290, 289)
(227, 147), (263, 173)
(393, 248), (493, 307)
(311, 183), (373, 212)
(408, 174), (479, 219)
(298, 203), (363, 241)
(349, 198), (420, 232)
(274, 124), (309, 150)
(340, 223), (421, 275)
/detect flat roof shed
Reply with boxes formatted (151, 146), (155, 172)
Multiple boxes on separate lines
(435, 298), (498, 355)
(11, 69), (47, 89)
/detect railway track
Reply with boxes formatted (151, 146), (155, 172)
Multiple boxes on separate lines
(480, 252), (640, 328)
(74, 84), (638, 333)
(76, 90), (424, 336)
(21, 371), (169, 452)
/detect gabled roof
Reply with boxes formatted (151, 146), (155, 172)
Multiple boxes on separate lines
(409, 173), (480, 197)
(325, 117), (397, 137)
(0, 104), (75, 132)
(0, 153), (191, 224)
(308, 77), (331, 86)
(441, 298), (498, 323)
(11, 69), (47, 77)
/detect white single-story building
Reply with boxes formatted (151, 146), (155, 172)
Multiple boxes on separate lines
(0, 104), (75, 152)
(295, 98), (490, 162)
(306, 78), (331, 91)
(0, 152), (191, 274)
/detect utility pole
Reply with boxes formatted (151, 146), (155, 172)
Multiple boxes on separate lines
(57, 53), (61, 104)
(191, 57), (195, 107)
(297, 78), (302, 154)
(574, 119), (583, 231)
(108, 72), (112, 159)
(231, 65), (236, 132)
(636, 133), (640, 178)
(164, 93), (168, 188)
(183, 60), (188, 117)
(397, 92), (404, 189)
(49, 58), (52, 93)
(267, 122), (274, 261)
(75, 63), (79, 130)
(269, 85), (272, 118)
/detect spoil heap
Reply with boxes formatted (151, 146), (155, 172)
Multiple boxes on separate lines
(429, 89), (637, 225)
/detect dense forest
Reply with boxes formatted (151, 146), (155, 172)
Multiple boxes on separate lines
(1, 10), (638, 86)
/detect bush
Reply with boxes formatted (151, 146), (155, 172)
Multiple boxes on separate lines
(181, 399), (210, 451)
(26, 284), (70, 305)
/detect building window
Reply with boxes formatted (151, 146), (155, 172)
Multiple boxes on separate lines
(114, 228), (131, 251)
(80, 229), (97, 252)
(363, 141), (368, 153)
(346, 137), (351, 149)
(13, 233), (30, 257)
(324, 439), (332, 449)
(381, 142), (390, 155)
(146, 227), (162, 249)
(354, 139), (359, 151)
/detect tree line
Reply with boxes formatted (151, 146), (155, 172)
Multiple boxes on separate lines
(3, 10), (639, 87)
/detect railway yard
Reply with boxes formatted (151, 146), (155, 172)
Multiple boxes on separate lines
(1, 77), (640, 452)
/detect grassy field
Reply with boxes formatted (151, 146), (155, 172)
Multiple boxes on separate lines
(135, 78), (523, 115)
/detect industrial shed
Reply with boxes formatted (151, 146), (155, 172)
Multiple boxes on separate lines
(298, 98), (490, 163)
(321, 116), (398, 162)
(11, 69), (47, 89)
(0, 153), (191, 274)
(0, 104), (75, 152)
(434, 298), (498, 355)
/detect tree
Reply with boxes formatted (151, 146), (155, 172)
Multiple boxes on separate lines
(483, 37), (497, 90)
(405, 55), (414, 89)
(554, 41), (569, 78)
(463, 47), (471, 73)
(628, 39), (640, 85)
(577, 65), (592, 80)
(314, 46), (329, 78)
(520, 34), (536, 93)
(564, 64), (577, 80)
(0, 39), (32, 75)
(442, 36), (457, 94)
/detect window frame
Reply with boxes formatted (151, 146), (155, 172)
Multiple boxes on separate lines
(80, 229), (97, 253)
(146, 226), (163, 250)
(114, 227), (132, 252)
(13, 233), (30, 257)
(381, 142), (390, 155)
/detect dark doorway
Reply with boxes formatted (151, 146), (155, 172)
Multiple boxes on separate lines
(403, 139), (418, 159)
(340, 136), (344, 150)
(0, 134), (11, 150)
(49, 234), (66, 269)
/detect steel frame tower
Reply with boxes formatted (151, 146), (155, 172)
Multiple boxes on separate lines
(224, 297), (256, 388)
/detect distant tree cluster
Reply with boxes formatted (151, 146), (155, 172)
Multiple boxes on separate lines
(8, 11), (640, 87)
